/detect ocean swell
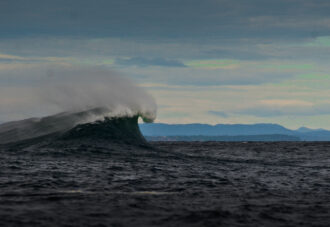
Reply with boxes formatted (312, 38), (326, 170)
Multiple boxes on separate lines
(0, 107), (151, 145)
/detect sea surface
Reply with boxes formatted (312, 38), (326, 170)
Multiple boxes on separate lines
(1, 141), (330, 226)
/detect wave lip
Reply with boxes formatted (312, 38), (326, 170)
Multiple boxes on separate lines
(0, 107), (150, 146)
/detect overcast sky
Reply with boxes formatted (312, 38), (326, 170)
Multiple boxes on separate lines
(1, 0), (330, 129)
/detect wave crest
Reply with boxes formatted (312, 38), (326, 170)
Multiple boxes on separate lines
(0, 107), (152, 145)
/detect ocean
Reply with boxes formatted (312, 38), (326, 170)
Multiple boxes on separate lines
(0, 113), (330, 226)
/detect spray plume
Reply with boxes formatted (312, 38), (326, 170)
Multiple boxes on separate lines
(0, 64), (157, 144)
(39, 65), (157, 123)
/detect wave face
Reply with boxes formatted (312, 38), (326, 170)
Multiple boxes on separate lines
(0, 108), (148, 146)
(60, 115), (148, 146)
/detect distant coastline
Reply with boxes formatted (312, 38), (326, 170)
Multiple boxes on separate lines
(146, 134), (300, 142)
(140, 123), (330, 141)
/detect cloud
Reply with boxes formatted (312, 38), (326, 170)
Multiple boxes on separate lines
(233, 101), (330, 117)
(2, 0), (330, 129)
(208, 101), (329, 119)
(115, 57), (186, 67)
(304, 36), (330, 47)
(208, 111), (229, 118)
(203, 49), (271, 60)
(0, 53), (26, 61)
(259, 99), (313, 107)
(185, 59), (239, 69)
(120, 65), (294, 86)
(158, 112), (190, 119)
(135, 80), (330, 128)
(1, 0), (330, 40)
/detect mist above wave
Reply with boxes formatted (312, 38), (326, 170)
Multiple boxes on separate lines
(40, 65), (157, 123)
(0, 65), (157, 144)
(0, 64), (157, 123)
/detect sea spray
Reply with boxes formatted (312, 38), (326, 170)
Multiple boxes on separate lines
(0, 65), (157, 144)
(39, 65), (157, 123)
(0, 64), (156, 123)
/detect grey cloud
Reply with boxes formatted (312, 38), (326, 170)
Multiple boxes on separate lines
(203, 49), (272, 60)
(234, 105), (330, 117)
(124, 67), (292, 86)
(0, 58), (24, 63)
(1, 0), (330, 40)
(208, 111), (229, 118)
(115, 57), (186, 67)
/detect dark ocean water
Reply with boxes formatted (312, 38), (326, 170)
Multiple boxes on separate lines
(1, 141), (330, 227)
(1, 113), (330, 226)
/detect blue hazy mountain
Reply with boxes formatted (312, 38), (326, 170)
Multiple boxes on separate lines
(140, 123), (293, 136)
(140, 123), (330, 141)
(145, 134), (300, 142)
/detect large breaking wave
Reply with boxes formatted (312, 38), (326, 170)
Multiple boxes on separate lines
(0, 108), (150, 145)
(0, 65), (157, 146)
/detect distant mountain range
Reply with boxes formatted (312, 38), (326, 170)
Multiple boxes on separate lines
(140, 123), (330, 141)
